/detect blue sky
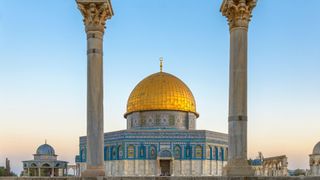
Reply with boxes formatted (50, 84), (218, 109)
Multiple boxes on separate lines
(0, 0), (320, 174)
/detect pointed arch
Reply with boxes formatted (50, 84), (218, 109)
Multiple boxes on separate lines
(174, 145), (181, 159)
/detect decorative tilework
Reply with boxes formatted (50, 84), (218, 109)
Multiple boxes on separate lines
(195, 145), (202, 158)
(127, 145), (134, 159)
(149, 145), (157, 159)
(126, 111), (197, 130)
(78, 130), (227, 162)
(159, 150), (172, 158)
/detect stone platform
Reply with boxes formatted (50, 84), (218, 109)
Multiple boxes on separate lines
(1, 177), (320, 180)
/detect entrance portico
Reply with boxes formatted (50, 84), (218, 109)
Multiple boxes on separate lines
(158, 149), (173, 176)
(160, 160), (171, 176)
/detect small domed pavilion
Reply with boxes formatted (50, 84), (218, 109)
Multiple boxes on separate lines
(22, 142), (68, 176)
(309, 141), (320, 176)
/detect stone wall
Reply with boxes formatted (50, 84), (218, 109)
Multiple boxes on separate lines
(1, 176), (320, 180)
(79, 160), (227, 176)
(105, 160), (227, 176)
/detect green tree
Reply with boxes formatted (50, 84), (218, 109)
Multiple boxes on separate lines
(293, 169), (306, 176)
(0, 167), (5, 176)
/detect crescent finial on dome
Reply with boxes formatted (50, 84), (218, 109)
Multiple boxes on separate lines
(160, 57), (163, 72)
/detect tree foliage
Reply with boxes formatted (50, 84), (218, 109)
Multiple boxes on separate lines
(0, 167), (16, 176)
(293, 169), (306, 176)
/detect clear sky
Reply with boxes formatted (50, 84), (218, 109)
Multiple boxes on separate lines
(0, 0), (320, 175)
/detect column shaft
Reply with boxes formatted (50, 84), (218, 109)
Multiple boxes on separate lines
(76, 1), (113, 177)
(86, 30), (105, 173)
(220, 0), (257, 176)
(228, 27), (248, 162)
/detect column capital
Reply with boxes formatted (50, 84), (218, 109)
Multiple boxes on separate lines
(76, 0), (114, 32)
(220, 0), (256, 30)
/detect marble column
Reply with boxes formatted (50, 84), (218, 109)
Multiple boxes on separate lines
(76, 0), (113, 177)
(220, 0), (256, 176)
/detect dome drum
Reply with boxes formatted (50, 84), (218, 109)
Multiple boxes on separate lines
(126, 110), (197, 130)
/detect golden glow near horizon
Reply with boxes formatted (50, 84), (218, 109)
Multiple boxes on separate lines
(125, 72), (198, 117)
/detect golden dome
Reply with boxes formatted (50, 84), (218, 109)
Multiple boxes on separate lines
(125, 72), (198, 117)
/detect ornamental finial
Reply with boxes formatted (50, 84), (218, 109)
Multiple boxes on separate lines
(45, 139), (47, 144)
(160, 57), (163, 72)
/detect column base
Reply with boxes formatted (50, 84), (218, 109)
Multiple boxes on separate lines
(81, 166), (105, 177)
(224, 159), (255, 176)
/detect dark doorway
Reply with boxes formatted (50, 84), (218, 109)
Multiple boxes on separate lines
(160, 160), (171, 176)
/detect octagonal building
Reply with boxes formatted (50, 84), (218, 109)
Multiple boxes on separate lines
(76, 69), (228, 176)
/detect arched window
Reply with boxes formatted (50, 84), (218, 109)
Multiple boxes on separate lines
(186, 145), (192, 159)
(127, 145), (135, 158)
(104, 146), (108, 161)
(159, 150), (172, 158)
(220, 147), (224, 161)
(149, 145), (157, 159)
(111, 146), (117, 160)
(80, 149), (85, 162)
(206, 145), (211, 159)
(42, 163), (50, 168)
(169, 115), (175, 126)
(118, 145), (123, 159)
(80, 148), (87, 162)
(156, 115), (160, 125)
(174, 145), (181, 159)
(139, 145), (146, 158)
(225, 147), (228, 161)
(214, 146), (218, 160)
(140, 116), (146, 126)
(195, 145), (203, 158)
(309, 159), (314, 165)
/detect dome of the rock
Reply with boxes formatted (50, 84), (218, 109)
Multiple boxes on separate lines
(125, 72), (198, 117)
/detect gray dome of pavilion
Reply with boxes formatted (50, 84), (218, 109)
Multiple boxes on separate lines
(36, 143), (55, 156)
(313, 141), (320, 154)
